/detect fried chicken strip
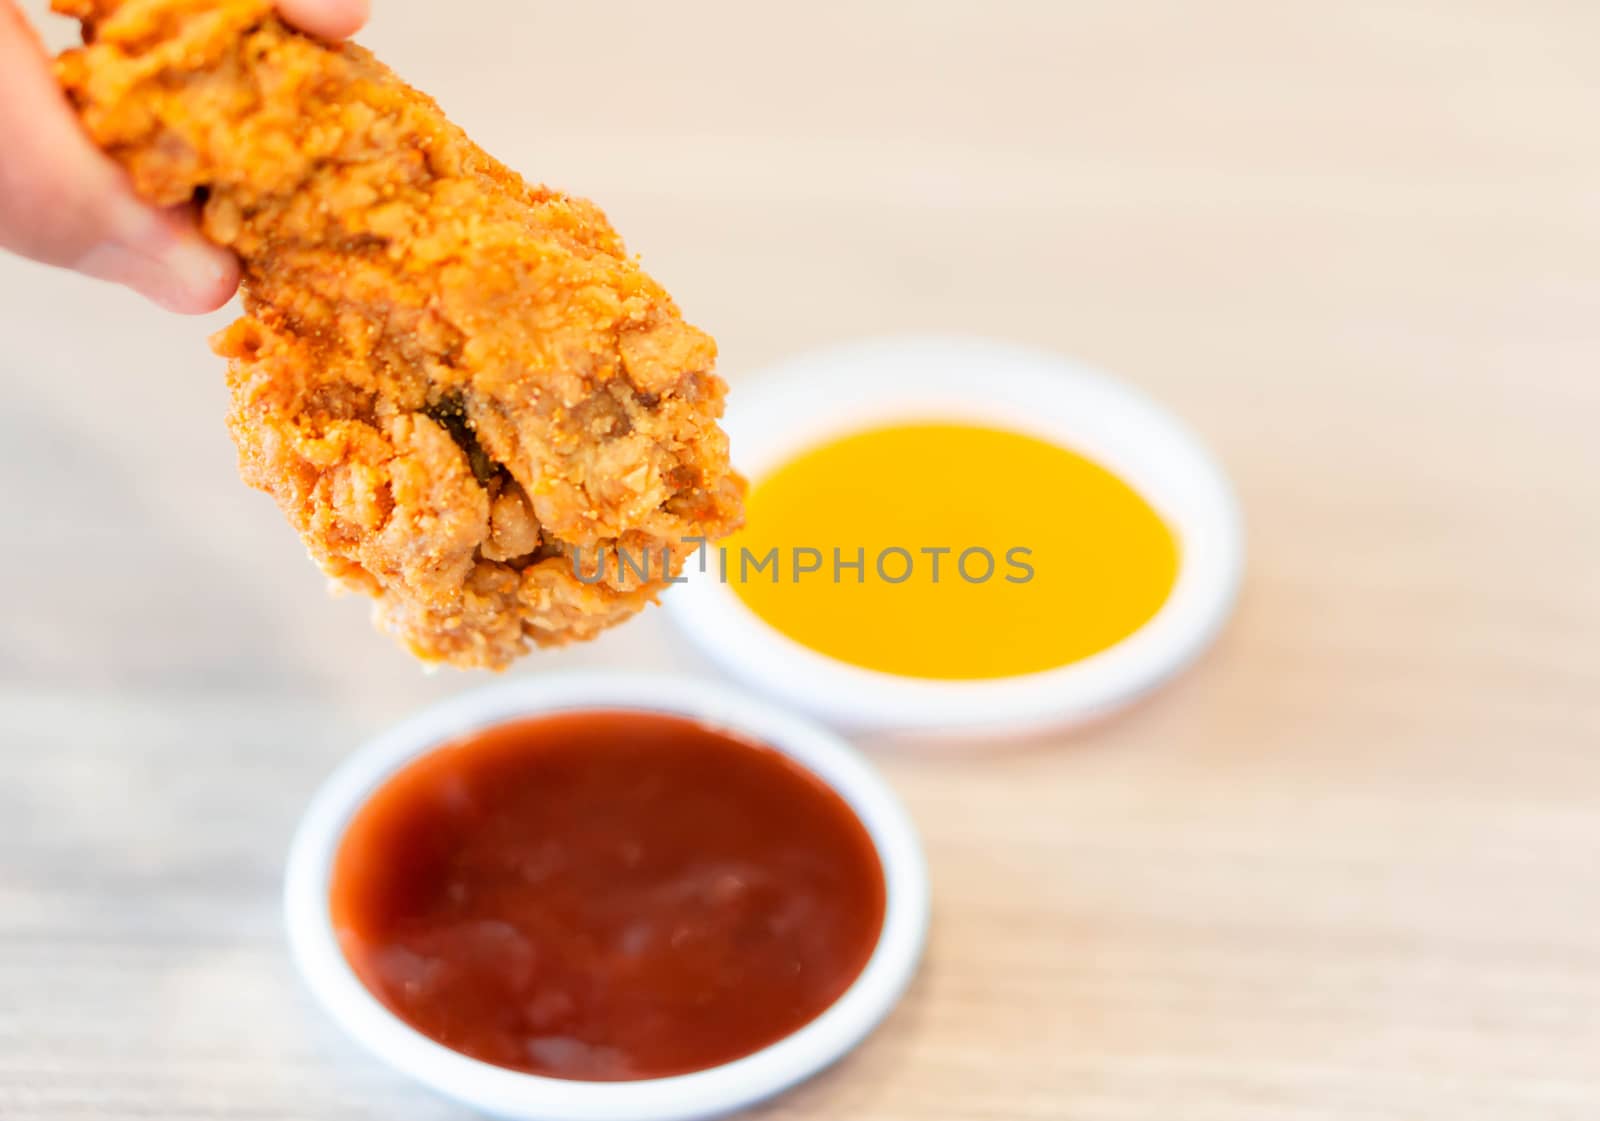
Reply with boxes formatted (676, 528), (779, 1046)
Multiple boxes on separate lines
(53, 0), (744, 669)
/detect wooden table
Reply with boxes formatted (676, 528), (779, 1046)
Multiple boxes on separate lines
(4, 1), (1599, 1117)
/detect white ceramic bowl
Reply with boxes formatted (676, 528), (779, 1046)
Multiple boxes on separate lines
(667, 335), (1244, 737)
(285, 674), (929, 1121)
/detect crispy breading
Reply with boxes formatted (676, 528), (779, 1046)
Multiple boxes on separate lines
(53, 0), (743, 668)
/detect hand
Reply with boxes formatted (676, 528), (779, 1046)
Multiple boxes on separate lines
(0, 0), (368, 313)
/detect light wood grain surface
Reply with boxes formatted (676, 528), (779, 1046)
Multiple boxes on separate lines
(4, 1), (1600, 1118)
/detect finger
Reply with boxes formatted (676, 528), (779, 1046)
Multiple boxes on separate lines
(0, 0), (237, 312)
(275, 0), (368, 41)
(74, 204), (241, 315)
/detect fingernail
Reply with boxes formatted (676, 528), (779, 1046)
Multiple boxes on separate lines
(160, 235), (236, 303)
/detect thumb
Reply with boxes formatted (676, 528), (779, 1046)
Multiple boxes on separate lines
(0, 0), (237, 313)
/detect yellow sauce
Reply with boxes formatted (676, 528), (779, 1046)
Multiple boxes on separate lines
(724, 423), (1178, 680)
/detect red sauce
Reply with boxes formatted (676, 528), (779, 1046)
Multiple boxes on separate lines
(330, 710), (887, 1081)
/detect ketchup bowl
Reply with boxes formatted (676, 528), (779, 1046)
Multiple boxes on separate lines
(284, 674), (930, 1121)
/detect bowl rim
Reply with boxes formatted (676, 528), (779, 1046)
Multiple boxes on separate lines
(284, 673), (930, 1121)
(665, 334), (1245, 737)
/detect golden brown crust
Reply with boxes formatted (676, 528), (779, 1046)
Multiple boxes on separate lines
(55, 0), (743, 668)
